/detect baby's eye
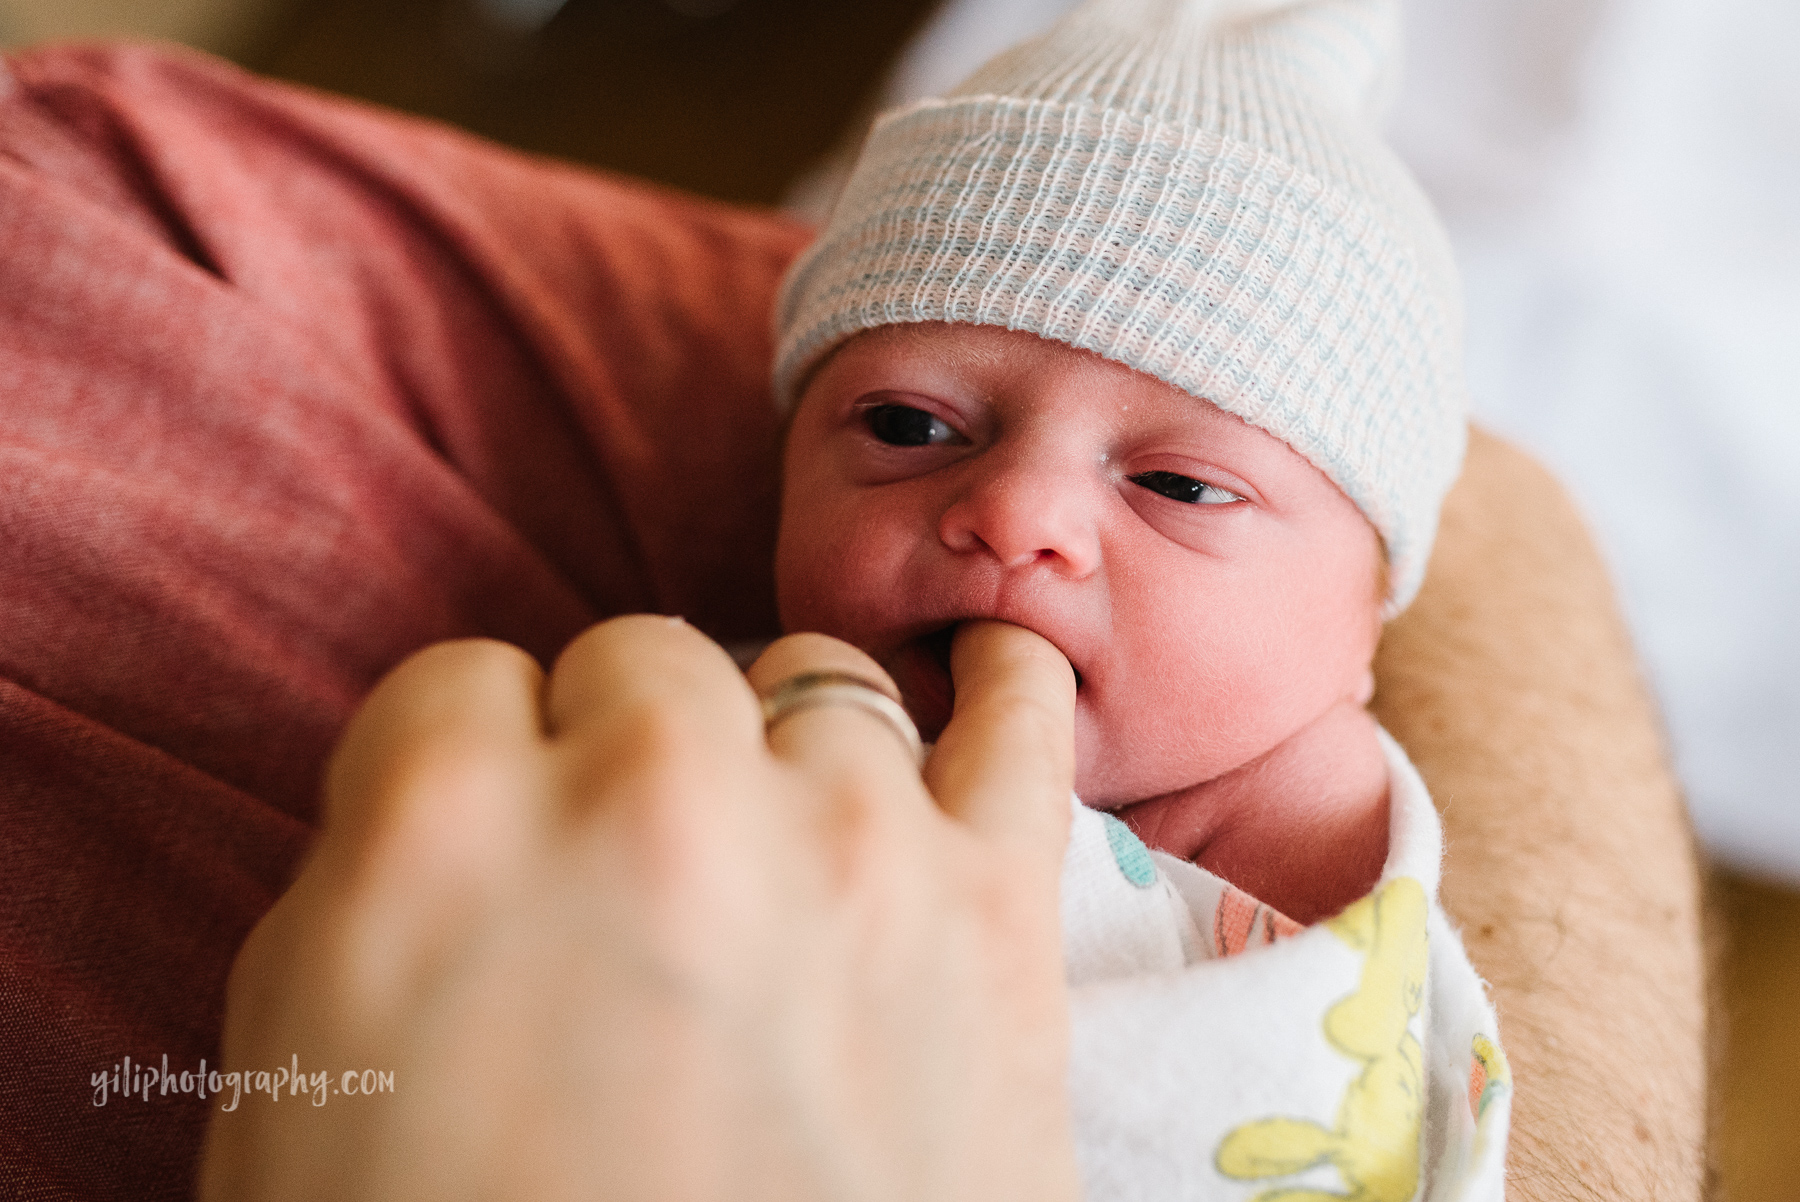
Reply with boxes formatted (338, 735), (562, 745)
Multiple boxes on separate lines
(865, 404), (960, 447)
(1128, 470), (1242, 505)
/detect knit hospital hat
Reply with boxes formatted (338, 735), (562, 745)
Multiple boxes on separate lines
(774, 0), (1467, 612)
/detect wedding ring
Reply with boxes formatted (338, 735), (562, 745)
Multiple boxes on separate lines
(760, 671), (925, 768)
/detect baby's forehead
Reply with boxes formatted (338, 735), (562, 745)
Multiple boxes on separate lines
(843, 321), (1017, 370)
(836, 321), (1235, 421)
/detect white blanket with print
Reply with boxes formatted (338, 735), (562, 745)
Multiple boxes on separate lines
(1061, 730), (1510, 1201)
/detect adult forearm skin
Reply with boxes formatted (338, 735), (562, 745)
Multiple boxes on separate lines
(1374, 428), (1707, 1201)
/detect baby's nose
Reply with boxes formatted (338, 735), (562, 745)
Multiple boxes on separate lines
(937, 454), (1101, 578)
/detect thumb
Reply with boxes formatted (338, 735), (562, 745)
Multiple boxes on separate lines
(924, 621), (1077, 864)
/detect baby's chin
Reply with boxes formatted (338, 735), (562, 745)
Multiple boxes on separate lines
(1068, 744), (1208, 810)
(1068, 712), (1281, 809)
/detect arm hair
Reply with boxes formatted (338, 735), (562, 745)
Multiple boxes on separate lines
(1373, 427), (1708, 1201)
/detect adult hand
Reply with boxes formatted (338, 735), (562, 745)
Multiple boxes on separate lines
(198, 617), (1081, 1202)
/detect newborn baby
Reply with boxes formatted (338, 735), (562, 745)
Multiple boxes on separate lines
(767, 0), (1512, 1196)
(778, 320), (1390, 925)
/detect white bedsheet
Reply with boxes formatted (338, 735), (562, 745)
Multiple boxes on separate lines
(1388, 0), (1800, 881)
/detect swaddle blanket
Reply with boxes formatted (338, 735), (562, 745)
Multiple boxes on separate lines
(1062, 730), (1511, 1201)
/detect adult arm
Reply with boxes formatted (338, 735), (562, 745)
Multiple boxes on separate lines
(1373, 428), (1707, 1199)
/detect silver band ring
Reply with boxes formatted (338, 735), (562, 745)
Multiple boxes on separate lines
(761, 671), (925, 768)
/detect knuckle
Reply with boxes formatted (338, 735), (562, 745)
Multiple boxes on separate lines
(338, 737), (534, 899)
(751, 632), (898, 697)
(557, 614), (710, 677)
(388, 637), (537, 700)
(380, 731), (519, 818)
(567, 694), (714, 802)
(815, 777), (903, 882)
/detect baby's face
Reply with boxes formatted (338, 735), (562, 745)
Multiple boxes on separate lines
(776, 323), (1383, 806)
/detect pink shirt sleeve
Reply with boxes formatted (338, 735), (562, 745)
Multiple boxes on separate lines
(0, 42), (808, 1198)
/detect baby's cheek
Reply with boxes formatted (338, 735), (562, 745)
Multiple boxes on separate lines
(776, 526), (904, 640)
(1076, 634), (1340, 802)
(1070, 684), (1232, 802)
(774, 539), (847, 637)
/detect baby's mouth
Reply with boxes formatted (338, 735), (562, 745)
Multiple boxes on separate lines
(891, 622), (1081, 743)
(887, 625), (958, 743)
(922, 623), (957, 678)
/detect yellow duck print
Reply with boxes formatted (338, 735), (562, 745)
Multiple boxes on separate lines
(1215, 877), (1429, 1202)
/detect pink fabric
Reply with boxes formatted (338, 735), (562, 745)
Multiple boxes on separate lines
(0, 43), (808, 1199)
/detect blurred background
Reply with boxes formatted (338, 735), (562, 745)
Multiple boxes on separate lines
(3, 0), (1795, 1193)
(0, 0), (943, 204)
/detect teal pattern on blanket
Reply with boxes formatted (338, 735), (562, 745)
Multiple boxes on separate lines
(1102, 814), (1157, 888)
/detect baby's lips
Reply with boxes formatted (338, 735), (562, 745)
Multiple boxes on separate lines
(889, 616), (1086, 742)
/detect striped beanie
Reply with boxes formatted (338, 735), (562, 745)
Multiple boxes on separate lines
(773, 0), (1467, 613)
